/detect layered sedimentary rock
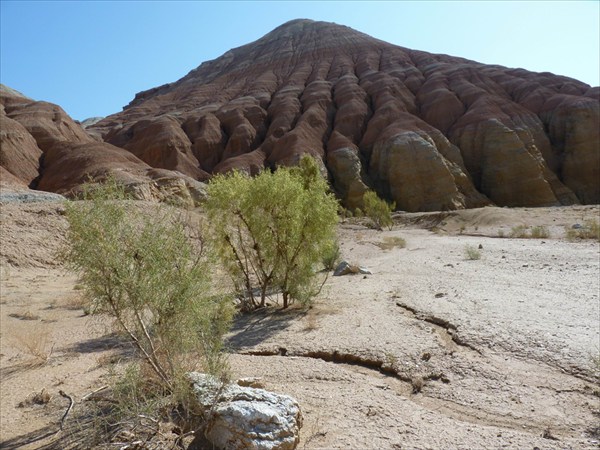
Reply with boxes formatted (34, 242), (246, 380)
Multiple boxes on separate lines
(87, 20), (597, 210)
(2, 20), (598, 210)
(0, 85), (207, 207)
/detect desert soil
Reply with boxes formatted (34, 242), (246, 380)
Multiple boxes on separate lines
(0, 199), (599, 449)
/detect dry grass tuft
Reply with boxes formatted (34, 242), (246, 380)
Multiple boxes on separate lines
(565, 220), (600, 242)
(12, 326), (54, 366)
(375, 236), (406, 250)
(18, 388), (51, 407)
(411, 376), (424, 394)
(60, 293), (87, 311)
(8, 311), (40, 321)
(508, 225), (550, 239)
(464, 245), (481, 260)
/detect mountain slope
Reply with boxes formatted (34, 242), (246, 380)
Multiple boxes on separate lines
(3, 19), (599, 210)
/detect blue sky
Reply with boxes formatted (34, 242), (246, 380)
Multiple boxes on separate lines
(1, 1), (598, 121)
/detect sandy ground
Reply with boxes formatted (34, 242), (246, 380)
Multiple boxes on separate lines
(0, 200), (599, 449)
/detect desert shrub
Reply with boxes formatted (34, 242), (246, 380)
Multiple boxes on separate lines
(565, 220), (600, 241)
(63, 178), (233, 398)
(205, 155), (339, 310)
(509, 225), (529, 238)
(376, 236), (407, 250)
(464, 245), (481, 260)
(321, 240), (341, 271)
(509, 225), (550, 239)
(363, 190), (395, 230)
(530, 226), (550, 239)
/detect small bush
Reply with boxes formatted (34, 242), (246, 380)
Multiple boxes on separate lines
(376, 236), (406, 250)
(206, 155), (339, 310)
(11, 326), (53, 366)
(509, 225), (550, 239)
(64, 177), (233, 399)
(509, 225), (529, 238)
(464, 245), (481, 260)
(321, 240), (341, 271)
(530, 226), (550, 239)
(565, 220), (600, 241)
(363, 190), (395, 231)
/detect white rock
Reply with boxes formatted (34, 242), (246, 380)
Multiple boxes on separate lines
(189, 373), (303, 450)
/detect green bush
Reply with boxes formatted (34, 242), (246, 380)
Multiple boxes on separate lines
(509, 225), (529, 238)
(363, 190), (395, 230)
(530, 226), (550, 239)
(509, 225), (550, 239)
(205, 155), (339, 310)
(321, 240), (341, 271)
(464, 245), (481, 260)
(64, 178), (233, 396)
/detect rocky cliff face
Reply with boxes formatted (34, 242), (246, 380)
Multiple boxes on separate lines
(3, 20), (599, 210)
(0, 85), (208, 207)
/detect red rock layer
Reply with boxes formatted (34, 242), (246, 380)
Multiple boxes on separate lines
(89, 20), (598, 210)
(3, 20), (598, 211)
(0, 85), (207, 205)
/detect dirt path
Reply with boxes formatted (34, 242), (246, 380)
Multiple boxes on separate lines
(1, 202), (599, 448)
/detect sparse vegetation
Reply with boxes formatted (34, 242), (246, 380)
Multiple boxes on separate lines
(63, 177), (233, 421)
(11, 326), (53, 366)
(464, 245), (481, 260)
(565, 220), (600, 241)
(321, 240), (341, 271)
(411, 376), (424, 394)
(530, 226), (550, 239)
(18, 388), (51, 407)
(507, 225), (550, 239)
(362, 190), (395, 230)
(375, 236), (407, 250)
(205, 155), (339, 310)
(509, 225), (529, 238)
(8, 311), (40, 321)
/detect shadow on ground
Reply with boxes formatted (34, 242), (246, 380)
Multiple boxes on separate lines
(63, 332), (130, 355)
(0, 425), (58, 450)
(227, 306), (305, 350)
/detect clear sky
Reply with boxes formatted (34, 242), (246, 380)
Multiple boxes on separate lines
(1, 1), (598, 121)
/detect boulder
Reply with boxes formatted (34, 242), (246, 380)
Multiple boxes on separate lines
(189, 372), (303, 450)
(333, 260), (372, 276)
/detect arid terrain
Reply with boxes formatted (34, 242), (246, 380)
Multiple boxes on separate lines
(0, 197), (598, 449)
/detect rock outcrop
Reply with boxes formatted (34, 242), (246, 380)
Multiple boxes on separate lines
(87, 19), (598, 210)
(0, 84), (207, 207)
(2, 20), (598, 210)
(190, 372), (303, 450)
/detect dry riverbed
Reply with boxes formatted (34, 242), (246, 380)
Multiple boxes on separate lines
(1, 201), (599, 449)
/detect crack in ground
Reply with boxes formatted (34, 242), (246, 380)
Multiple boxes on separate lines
(240, 347), (426, 384)
(236, 347), (584, 439)
(394, 301), (482, 354)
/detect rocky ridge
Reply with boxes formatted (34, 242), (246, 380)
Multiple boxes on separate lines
(2, 20), (599, 210)
(0, 85), (207, 207)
